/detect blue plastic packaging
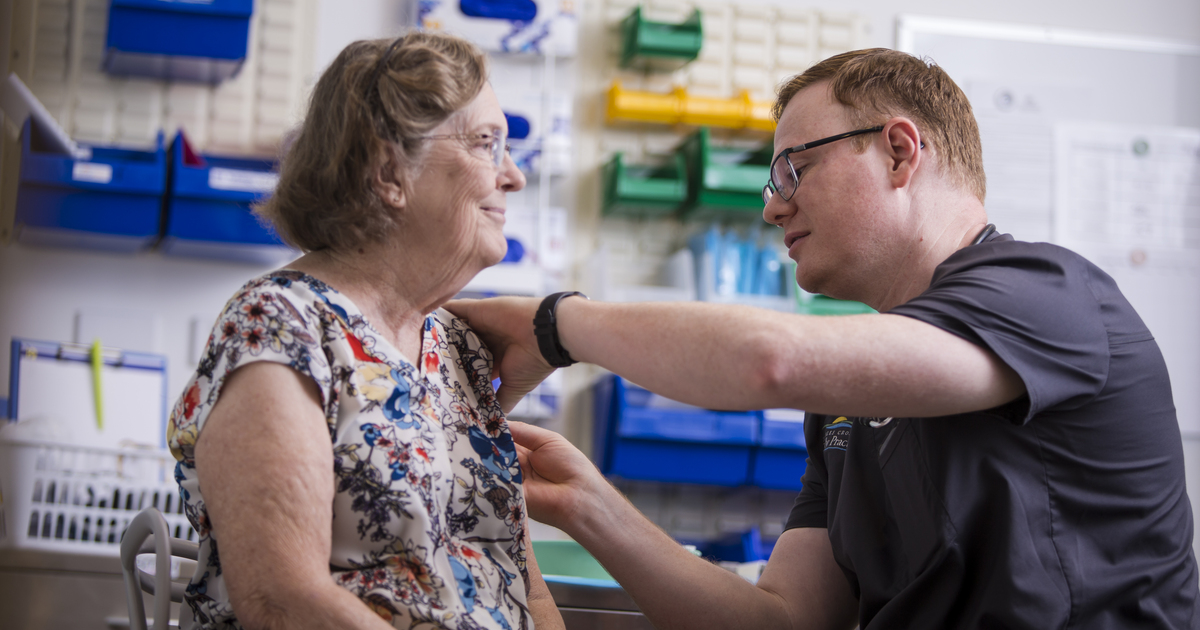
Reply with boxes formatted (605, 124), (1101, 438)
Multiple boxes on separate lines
(736, 235), (757, 295)
(160, 132), (292, 264)
(716, 230), (741, 297)
(755, 247), (783, 296)
(15, 118), (165, 252)
(504, 113), (531, 140)
(502, 237), (525, 263)
(104, 0), (254, 84)
(593, 374), (758, 487)
(691, 225), (794, 300)
(459, 0), (538, 22)
(688, 226), (719, 297)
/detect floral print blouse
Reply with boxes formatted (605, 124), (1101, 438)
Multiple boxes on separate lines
(167, 270), (533, 630)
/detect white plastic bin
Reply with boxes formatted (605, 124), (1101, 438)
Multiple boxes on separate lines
(0, 438), (193, 556)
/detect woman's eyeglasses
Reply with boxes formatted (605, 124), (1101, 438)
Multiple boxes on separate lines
(414, 133), (511, 168)
(762, 126), (884, 205)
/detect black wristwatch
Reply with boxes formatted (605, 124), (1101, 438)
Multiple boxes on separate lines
(533, 291), (588, 367)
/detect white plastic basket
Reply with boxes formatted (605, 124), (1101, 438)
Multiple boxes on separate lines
(0, 438), (195, 556)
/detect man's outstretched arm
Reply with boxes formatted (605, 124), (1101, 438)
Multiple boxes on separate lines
(449, 296), (1023, 419)
(511, 421), (858, 630)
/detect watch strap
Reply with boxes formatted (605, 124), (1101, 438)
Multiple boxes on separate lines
(533, 291), (587, 368)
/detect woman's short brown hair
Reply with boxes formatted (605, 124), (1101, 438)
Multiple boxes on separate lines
(773, 48), (986, 203)
(255, 31), (488, 253)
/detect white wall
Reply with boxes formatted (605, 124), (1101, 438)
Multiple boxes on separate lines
(797, 0), (1200, 47)
(0, 245), (278, 413)
(311, 0), (413, 79)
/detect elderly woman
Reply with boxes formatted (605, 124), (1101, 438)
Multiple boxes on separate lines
(166, 32), (563, 630)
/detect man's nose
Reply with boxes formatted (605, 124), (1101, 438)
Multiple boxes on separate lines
(763, 194), (792, 227)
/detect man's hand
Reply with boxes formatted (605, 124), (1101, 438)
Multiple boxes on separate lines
(509, 421), (607, 530)
(446, 297), (555, 414)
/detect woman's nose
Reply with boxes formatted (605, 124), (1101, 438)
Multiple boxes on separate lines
(499, 153), (526, 192)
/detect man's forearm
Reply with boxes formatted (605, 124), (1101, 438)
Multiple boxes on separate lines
(563, 480), (793, 630)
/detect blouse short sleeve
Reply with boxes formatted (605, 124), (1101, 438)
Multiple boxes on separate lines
(168, 271), (335, 464)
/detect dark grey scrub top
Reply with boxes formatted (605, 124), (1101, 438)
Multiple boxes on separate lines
(788, 234), (1200, 629)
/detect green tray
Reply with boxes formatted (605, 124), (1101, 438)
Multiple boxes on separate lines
(620, 6), (703, 70)
(680, 128), (773, 221)
(602, 151), (687, 217)
(797, 294), (876, 316)
(532, 539), (614, 581)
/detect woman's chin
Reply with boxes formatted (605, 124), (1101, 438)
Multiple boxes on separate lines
(474, 248), (508, 272)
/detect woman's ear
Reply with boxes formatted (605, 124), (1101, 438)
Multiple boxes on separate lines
(882, 117), (922, 190)
(373, 150), (407, 209)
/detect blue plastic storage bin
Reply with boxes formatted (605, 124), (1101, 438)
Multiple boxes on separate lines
(750, 411), (808, 491)
(104, 0), (254, 84)
(161, 132), (293, 264)
(698, 526), (775, 562)
(593, 374), (758, 487)
(15, 118), (165, 252)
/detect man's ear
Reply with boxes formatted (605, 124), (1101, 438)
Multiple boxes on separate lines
(882, 117), (922, 190)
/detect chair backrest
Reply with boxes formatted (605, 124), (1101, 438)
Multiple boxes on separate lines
(120, 506), (200, 630)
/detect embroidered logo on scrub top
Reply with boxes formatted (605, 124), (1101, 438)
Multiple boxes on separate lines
(823, 417), (853, 451)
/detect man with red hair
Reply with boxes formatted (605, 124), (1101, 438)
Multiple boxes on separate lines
(450, 49), (1199, 629)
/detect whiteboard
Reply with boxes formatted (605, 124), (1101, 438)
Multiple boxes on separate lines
(9, 340), (168, 449)
(897, 16), (1200, 435)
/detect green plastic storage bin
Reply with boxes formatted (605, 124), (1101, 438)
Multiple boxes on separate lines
(532, 539), (614, 581)
(602, 152), (688, 217)
(796, 293), (876, 315)
(680, 128), (773, 221)
(620, 6), (703, 69)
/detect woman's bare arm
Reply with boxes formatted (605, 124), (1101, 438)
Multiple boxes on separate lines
(195, 362), (394, 630)
(522, 526), (565, 630)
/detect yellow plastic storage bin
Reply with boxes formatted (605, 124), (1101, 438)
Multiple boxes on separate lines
(606, 82), (775, 131)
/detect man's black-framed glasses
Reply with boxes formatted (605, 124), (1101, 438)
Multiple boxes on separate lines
(762, 126), (884, 205)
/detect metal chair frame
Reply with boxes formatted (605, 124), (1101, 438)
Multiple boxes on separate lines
(120, 506), (200, 630)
